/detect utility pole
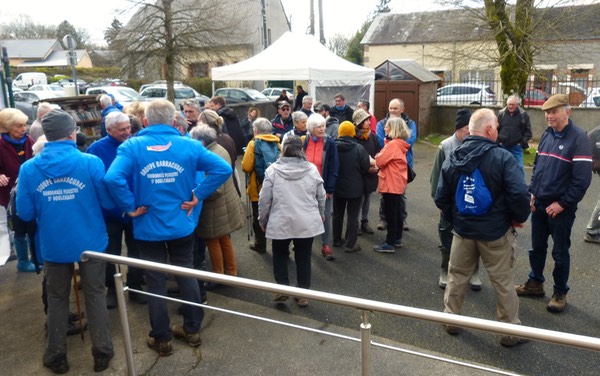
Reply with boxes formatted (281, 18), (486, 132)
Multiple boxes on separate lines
(318, 0), (325, 45)
(261, 0), (268, 49)
(309, 0), (315, 35)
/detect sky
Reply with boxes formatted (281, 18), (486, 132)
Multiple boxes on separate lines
(0, 0), (449, 46)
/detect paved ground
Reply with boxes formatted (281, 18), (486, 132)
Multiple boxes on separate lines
(2, 140), (600, 375)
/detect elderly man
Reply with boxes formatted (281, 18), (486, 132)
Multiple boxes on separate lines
(330, 93), (354, 123)
(28, 102), (59, 141)
(99, 94), (120, 137)
(435, 108), (530, 347)
(182, 99), (202, 130)
(271, 100), (294, 140)
(281, 111), (308, 146)
(88, 112), (145, 308)
(497, 95), (532, 175)
(300, 96), (314, 117)
(104, 99), (232, 356)
(17, 109), (115, 373)
(515, 94), (592, 313)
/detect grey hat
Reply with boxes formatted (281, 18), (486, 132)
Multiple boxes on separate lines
(42, 109), (76, 141)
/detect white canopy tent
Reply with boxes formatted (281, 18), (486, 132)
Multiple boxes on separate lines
(211, 32), (375, 108)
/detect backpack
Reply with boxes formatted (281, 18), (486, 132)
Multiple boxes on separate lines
(587, 124), (600, 172)
(455, 168), (493, 216)
(254, 138), (280, 184)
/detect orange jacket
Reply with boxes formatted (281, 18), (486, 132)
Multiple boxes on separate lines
(375, 138), (410, 195)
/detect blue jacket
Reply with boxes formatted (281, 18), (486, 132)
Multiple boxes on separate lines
(303, 134), (339, 194)
(88, 135), (132, 223)
(376, 113), (417, 167)
(529, 120), (592, 212)
(104, 125), (232, 241)
(16, 141), (112, 263)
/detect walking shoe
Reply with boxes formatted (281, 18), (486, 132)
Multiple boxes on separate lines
(515, 279), (545, 297)
(469, 274), (482, 291)
(173, 324), (202, 347)
(361, 220), (375, 234)
(547, 291), (567, 313)
(44, 355), (69, 374)
(249, 242), (267, 253)
(377, 220), (387, 231)
(438, 269), (448, 289)
(333, 239), (345, 247)
(500, 336), (528, 347)
(147, 337), (173, 356)
(443, 324), (461, 335)
(273, 293), (289, 302)
(393, 239), (403, 248)
(93, 354), (113, 372)
(66, 318), (88, 336)
(373, 242), (395, 253)
(321, 245), (335, 260)
(584, 233), (600, 244)
(345, 244), (361, 253)
(295, 297), (309, 307)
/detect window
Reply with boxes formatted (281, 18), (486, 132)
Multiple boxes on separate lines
(189, 62), (209, 78)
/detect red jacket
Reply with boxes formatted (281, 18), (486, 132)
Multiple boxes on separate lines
(0, 134), (34, 207)
(375, 138), (409, 195)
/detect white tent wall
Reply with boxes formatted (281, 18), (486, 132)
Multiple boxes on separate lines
(212, 32), (375, 109)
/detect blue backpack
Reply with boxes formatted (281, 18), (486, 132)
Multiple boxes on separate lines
(254, 138), (279, 184)
(455, 168), (493, 216)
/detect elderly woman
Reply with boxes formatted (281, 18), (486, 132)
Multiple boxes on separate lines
(190, 124), (244, 279)
(281, 111), (308, 147)
(302, 113), (339, 261)
(0, 108), (37, 272)
(259, 136), (325, 307)
(373, 117), (411, 253)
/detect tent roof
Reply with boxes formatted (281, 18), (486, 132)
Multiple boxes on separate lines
(212, 32), (374, 82)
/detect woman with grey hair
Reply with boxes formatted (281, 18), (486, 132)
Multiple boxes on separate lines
(281, 111), (308, 147)
(258, 136), (325, 307)
(302, 114), (339, 261)
(190, 124), (244, 279)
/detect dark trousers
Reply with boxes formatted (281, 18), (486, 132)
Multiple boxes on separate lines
(272, 237), (313, 289)
(382, 193), (404, 245)
(332, 196), (362, 247)
(192, 234), (207, 298)
(251, 201), (266, 246)
(136, 234), (203, 341)
(530, 202), (576, 294)
(438, 214), (453, 271)
(105, 221), (143, 290)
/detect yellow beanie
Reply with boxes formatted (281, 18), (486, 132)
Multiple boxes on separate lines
(338, 121), (356, 137)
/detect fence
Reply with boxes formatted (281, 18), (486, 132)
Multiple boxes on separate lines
(82, 251), (600, 376)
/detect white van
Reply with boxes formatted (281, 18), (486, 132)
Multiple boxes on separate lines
(13, 72), (48, 90)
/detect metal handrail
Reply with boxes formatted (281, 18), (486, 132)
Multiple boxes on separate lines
(83, 251), (600, 375)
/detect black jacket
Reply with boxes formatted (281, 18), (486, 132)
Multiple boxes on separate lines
(217, 106), (245, 155)
(356, 133), (381, 194)
(434, 136), (530, 241)
(334, 136), (370, 199)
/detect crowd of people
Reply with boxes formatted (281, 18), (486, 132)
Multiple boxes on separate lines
(0, 86), (596, 373)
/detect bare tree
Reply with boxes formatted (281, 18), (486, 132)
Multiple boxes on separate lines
(0, 15), (56, 39)
(328, 34), (350, 57)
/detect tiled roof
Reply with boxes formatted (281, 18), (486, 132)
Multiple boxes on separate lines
(0, 39), (62, 59)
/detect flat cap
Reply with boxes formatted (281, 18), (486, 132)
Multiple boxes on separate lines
(541, 94), (569, 111)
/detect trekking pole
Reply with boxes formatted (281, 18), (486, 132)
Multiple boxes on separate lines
(72, 269), (84, 341)
(245, 173), (253, 241)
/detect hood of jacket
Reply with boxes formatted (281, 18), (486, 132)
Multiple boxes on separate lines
(33, 140), (80, 179)
(217, 106), (237, 120)
(449, 136), (496, 174)
(271, 157), (313, 181)
(336, 136), (358, 152)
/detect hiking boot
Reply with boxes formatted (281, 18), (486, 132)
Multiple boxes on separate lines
(249, 242), (267, 254)
(173, 324), (202, 347)
(377, 220), (387, 231)
(345, 244), (361, 253)
(469, 274), (482, 291)
(44, 355), (69, 374)
(295, 297), (309, 307)
(361, 220), (375, 234)
(515, 279), (545, 297)
(93, 354), (113, 372)
(584, 233), (600, 244)
(439, 269), (448, 289)
(547, 291), (567, 313)
(373, 242), (395, 253)
(321, 245), (335, 260)
(274, 293), (289, 302)
(500, 336), (528, 347)
(147, 337), (173, 356)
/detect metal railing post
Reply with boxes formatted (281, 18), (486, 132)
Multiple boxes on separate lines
(114, 273), (136, 376)
(360, 311), (372, 376)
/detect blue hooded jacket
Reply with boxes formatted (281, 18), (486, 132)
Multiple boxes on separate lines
(104, 125), (232, 241)
(16, 141), (112, 263)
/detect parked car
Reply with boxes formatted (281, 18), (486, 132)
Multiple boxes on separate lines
(13, 72), (47, 90)
(139, 80), (183, 93)
(139, 84), (208, 107)
(523, 89), (549, 107)
(85, 86), (142, 106)
(581, 87), (600, 108)
(88, 78), (128, 88)
(28, 84), (65, 97)
(13, 91), (61, 124)
(261, 87), (293, 102)
(214, 87), (270, 104)
(436, 83), (496, 105)
(57, 78), (89, 94)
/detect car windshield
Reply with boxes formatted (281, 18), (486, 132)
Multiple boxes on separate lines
(245, 89), (268, 100)
(174, 88), (195, 99)
(115, 88), (142, 101)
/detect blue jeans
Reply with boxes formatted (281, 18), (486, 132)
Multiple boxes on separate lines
(321, 196), (333, 247)
(136, 234), (203, 341)
(505, 144), (525, 177)
(529, 201), (575, 294)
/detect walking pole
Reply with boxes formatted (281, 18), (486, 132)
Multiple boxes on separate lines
(72, 268), (84, 341)
(245, 172), (253, 241)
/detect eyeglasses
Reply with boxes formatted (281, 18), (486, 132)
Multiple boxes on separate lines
(280, 107), (291, 111)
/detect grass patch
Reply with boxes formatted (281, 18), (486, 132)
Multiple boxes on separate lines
(523, 145), (537, 167)
(423, 133), (447, 146)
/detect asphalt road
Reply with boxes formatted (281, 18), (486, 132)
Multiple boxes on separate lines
(219, 140), (600, 375)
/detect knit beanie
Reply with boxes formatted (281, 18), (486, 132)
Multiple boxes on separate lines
(338, 121), (356, 137)
(455, 109), (472, 130)
(42, 109), (76, 141)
